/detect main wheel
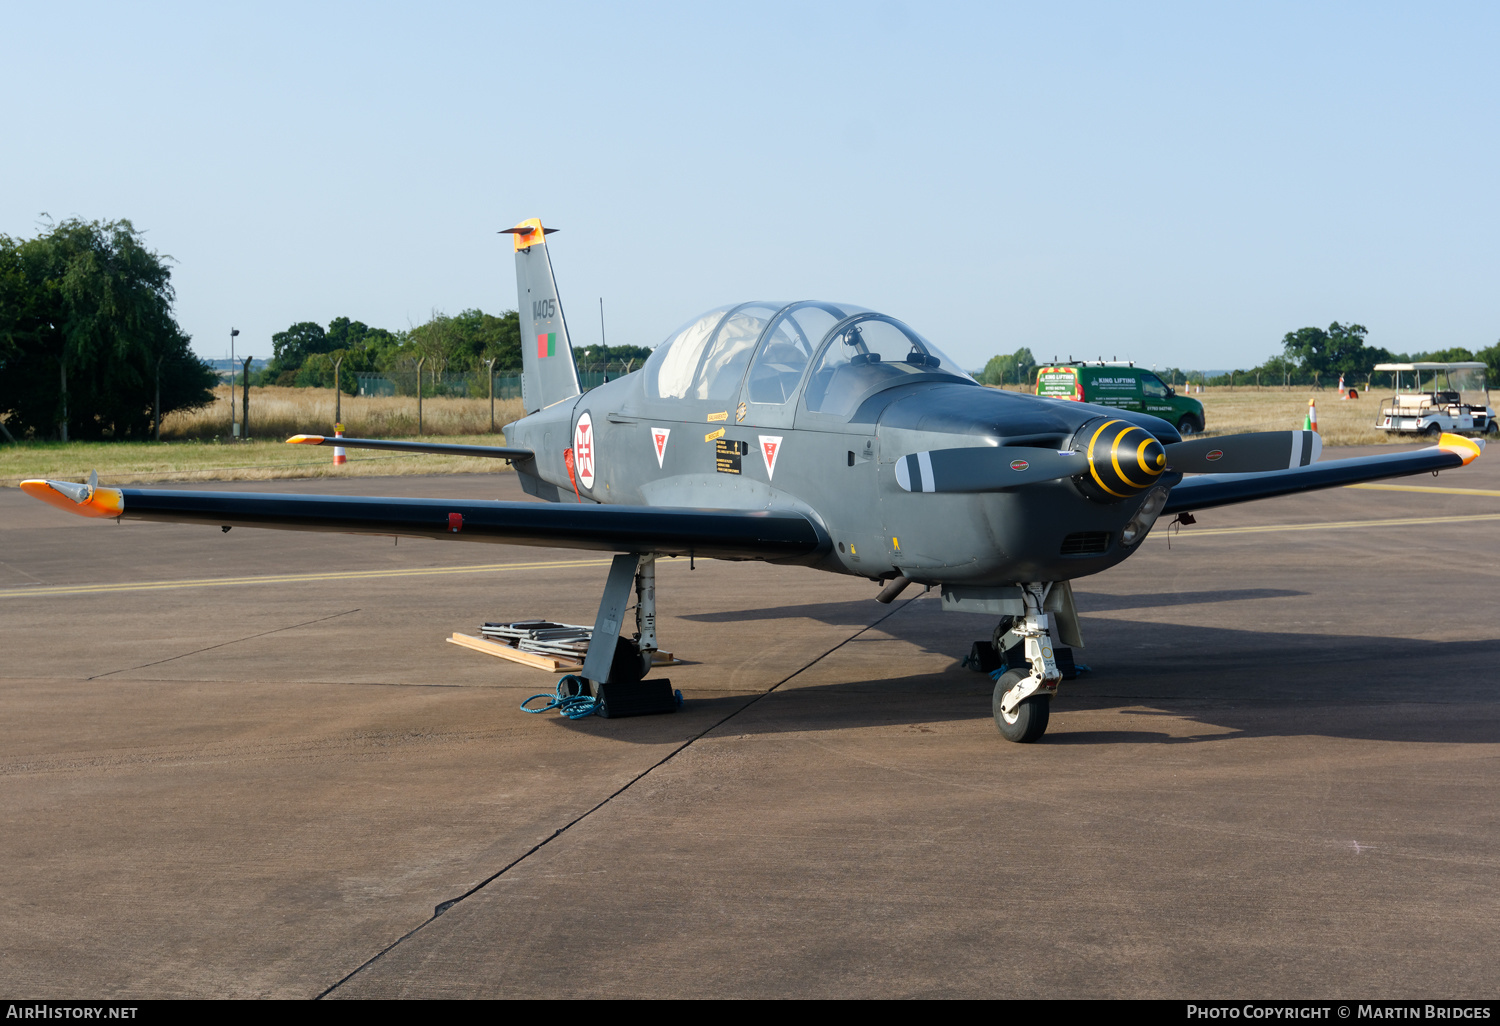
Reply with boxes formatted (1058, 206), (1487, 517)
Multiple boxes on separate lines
(608, 636), (652, 684)
(992, 668), (1051, 743)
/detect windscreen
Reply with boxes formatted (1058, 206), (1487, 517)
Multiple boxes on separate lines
(746, 303), (863, 405)
(1446, 366), (1489, 406)
(803, 314), (974, 416)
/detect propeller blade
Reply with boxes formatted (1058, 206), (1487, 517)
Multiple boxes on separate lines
(1165, 431), (1321, 474)
(894, 446), (1087, 493)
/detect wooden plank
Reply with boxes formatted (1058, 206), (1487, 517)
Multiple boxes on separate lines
(447, 633), (582, 672)
(448, 633), (683, 673)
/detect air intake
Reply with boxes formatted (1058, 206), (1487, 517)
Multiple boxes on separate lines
(1060, 531), (1112, 555)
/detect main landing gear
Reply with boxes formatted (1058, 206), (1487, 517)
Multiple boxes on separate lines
(577, 553), (678, 717)
(991, 583), (1063, 743)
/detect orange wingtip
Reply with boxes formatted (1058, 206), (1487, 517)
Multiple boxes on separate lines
(20, 479), (124, 518)
(1437, 433), (1483, 465)
(286, 434), (326, 445)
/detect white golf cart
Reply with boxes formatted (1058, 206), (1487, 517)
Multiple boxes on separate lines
(1374, 362), (1497, 438)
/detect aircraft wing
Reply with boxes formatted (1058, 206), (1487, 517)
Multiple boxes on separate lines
(19, 481), (826, 562)
(286, 435), (534, 460)
(1161, 435), (1483, 515)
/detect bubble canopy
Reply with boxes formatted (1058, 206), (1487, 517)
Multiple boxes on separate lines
(643, 301), (974, 412)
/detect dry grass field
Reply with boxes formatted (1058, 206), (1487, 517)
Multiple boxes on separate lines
(996, 384), (1403, 445)
(1, 383), (1441, 488)
(0, 433), (522, 487)
(1186, 386), (1393, 445)
(162, 385), (526, 441)
(2, 386), (526, 487)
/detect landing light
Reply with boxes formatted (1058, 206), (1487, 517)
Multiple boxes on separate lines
(1121, 486), (1169, 546)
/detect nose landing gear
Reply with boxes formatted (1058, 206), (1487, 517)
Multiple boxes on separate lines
(992, 583), (1063, 743)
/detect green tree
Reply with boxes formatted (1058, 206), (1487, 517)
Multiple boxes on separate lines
(450, 308), (522, 373)
(260, 310), (521, 395)
(268, 321), (326, 384)
(264, 317), (405, 392)
(1474, 342), (1500, 385)
(1282, 322), (1388, 382)
(1408, 346), (1475, 363)
(0, 217), (215, 440)
(1282, 325), (1334, 378)
(574, 343), (653, 380)
(980, 347), (1037, 387)
(1252, 354), (1298, 386)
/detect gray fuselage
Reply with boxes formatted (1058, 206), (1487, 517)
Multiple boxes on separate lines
(505, 315), (1181, 588)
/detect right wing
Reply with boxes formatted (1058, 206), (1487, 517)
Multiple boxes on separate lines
(1162, 435), (1483, 515)
(19, 481), (827, 563)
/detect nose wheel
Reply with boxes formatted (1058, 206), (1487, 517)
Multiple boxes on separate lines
(989, 583), (1063, 743)
(992, 669), (1051, 742)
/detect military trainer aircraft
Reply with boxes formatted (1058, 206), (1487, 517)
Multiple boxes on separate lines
(23, 218), (1485, 742)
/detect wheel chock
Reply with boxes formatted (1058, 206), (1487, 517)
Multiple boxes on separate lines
(593, 678), (681, 718)
(1054, 647), (1079, 680)
(964, 641), (1002, 673)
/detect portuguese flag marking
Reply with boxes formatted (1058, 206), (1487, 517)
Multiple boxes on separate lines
(537, 332), (556, 358)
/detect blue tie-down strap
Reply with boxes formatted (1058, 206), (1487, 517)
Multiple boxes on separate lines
(520, 675), (600, 719)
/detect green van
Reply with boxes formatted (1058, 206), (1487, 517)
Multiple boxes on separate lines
(1034, 362), (1205, 435)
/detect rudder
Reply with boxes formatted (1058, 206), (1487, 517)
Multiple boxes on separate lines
(505, 218), (581, 414)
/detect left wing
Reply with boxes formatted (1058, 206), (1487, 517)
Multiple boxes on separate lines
(1161, 435), (1483, 515)
(18, 480), (826, 563)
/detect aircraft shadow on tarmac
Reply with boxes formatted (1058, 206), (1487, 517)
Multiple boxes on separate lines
(549, 599), (1500, 747)
(1069, 587), (1308, 611)
(676, 587), (1309, 625)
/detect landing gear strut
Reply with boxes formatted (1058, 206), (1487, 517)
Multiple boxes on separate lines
(577, 554), (678, 718)
(581, 553), (657, 686)
(992, 583), (1062, 743)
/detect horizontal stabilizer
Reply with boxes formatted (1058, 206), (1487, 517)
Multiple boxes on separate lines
(286, 435), (533, 461)
(895, 446), (1087, 492)
(1166, 431), (1321, 474)
(1163, 434), (1483, 514)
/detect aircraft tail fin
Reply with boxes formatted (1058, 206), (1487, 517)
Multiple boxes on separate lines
(504, 218), (582, 414)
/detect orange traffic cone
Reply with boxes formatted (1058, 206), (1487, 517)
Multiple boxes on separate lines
(333, 422), (347, 465)
(1303, 399), (1319, 433)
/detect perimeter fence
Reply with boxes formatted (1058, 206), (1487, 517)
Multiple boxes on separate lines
(353, 370), (616, 399)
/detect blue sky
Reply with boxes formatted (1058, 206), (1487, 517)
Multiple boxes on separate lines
(4, 2), (1496, 370)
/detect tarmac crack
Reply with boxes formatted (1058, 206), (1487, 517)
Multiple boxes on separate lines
(86, 609), (362, 679)
(315, 591), (926, 1000)
(0, 559), (49, 585)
